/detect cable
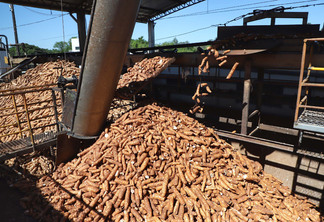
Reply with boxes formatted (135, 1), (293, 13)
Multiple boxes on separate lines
(23, 6), (61, 16)
(27, 33), (77, 43)
(157, 11), (254, 41)
(160, 0), (318, 20)
(207, 0), (209, 12)
(286, 2), (324, 10)
(160, 0), (279, 19)
(156, 2), (324, 41)
(156, 25), (219, 41)
(0, 13), (68, 31)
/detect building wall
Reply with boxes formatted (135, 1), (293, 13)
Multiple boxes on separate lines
(71, 38), (80, 52)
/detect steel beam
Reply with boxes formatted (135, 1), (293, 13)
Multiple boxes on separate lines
(241, 60), (251, 135)
(148, 20), (155, 53)
(243, 12), (308, 26)
(77, 11), (86, 53)
(215, 129), (294, 152)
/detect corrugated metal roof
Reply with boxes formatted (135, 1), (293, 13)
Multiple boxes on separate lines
(0, 0), (205, 23)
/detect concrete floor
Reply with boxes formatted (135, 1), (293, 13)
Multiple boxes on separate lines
(237, 142), (324, 211)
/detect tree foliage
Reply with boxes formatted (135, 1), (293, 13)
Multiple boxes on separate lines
(130, 36), (149, 49)
(53, 40), (72, 53)
(157, 38), (196, 53)
(8, 36), (197, 56)
(8, 37), (74, 56)
(129, 36), (196, 52)
(9, 43), (54, 56)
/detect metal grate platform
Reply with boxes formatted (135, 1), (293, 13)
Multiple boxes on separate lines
(0, 132), (57, 161)
(294, 110), (324, 133)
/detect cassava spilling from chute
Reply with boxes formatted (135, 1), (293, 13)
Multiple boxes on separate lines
(190, 46), (240, 115)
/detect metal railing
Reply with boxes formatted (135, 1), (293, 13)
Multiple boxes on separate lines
(0, 85), (62, 150)
(294, 37), (324, 134)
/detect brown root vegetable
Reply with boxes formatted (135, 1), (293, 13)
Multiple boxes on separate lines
(19, 104), (321, 222)
(206, 86), (212, 93)
(226, 62), (240, 79)
(216, 55), (227, 61)
(218, 59), (227, 67)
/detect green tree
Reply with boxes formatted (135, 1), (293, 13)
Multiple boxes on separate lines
(130, 36), (149, 49)
(53, 40), (71, 53)
(9, 43), (53, 56)
(157, 38), (196, 53)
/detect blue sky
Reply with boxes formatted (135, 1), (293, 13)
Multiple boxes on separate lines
(0, 0), (323, 49)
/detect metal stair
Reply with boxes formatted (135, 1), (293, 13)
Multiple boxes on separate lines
(294, 38), (324, 134)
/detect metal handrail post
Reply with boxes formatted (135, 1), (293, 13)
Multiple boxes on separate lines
(11, 94), (23, 138)
(51, 89), (60, 132)
(294, 40), (307, 122)
(22, 94), (35, 149)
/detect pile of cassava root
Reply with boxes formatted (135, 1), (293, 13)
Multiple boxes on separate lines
(117, 56), (175, 89)
(0, 60), (80, 90)
(0, 60), (80, 143)
(21, 104), (320, 221)
(116, 56), (175, 99)
(4, 149), (55, 177)
(107, 99), (137, 122)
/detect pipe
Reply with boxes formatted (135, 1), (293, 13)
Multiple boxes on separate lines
(72, 0), (141, 137)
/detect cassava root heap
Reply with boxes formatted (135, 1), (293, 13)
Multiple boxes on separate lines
(116, 56), (175, 99)
(0, 60), (80, 90)
(107, 99), (137, 122)
(4, 150), (55, 177)
(117, 56), (175, 89)
(22, 104), (320, 222)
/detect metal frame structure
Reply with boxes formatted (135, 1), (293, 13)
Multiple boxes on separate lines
(0, 0), (206, 54)
(243, 11), (308, 26)
(294, 38), (324, 134)
(148, 0), (205, 22)
(0, 85), (62, 160)
(0, 0), (205, 23)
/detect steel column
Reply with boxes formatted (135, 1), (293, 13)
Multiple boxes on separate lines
(11, 95), (22, 138)
(257, 68), (264, 126)
(241, 60), (251, 135)
(22, 94), (35, 149)
(77, 11), (86, 53)
(148, 20), (155, 48)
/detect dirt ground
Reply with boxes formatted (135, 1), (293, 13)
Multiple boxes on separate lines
(0, 178), (36, 222)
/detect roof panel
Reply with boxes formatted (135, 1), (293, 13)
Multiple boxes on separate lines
(0, 0), (205, 23)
